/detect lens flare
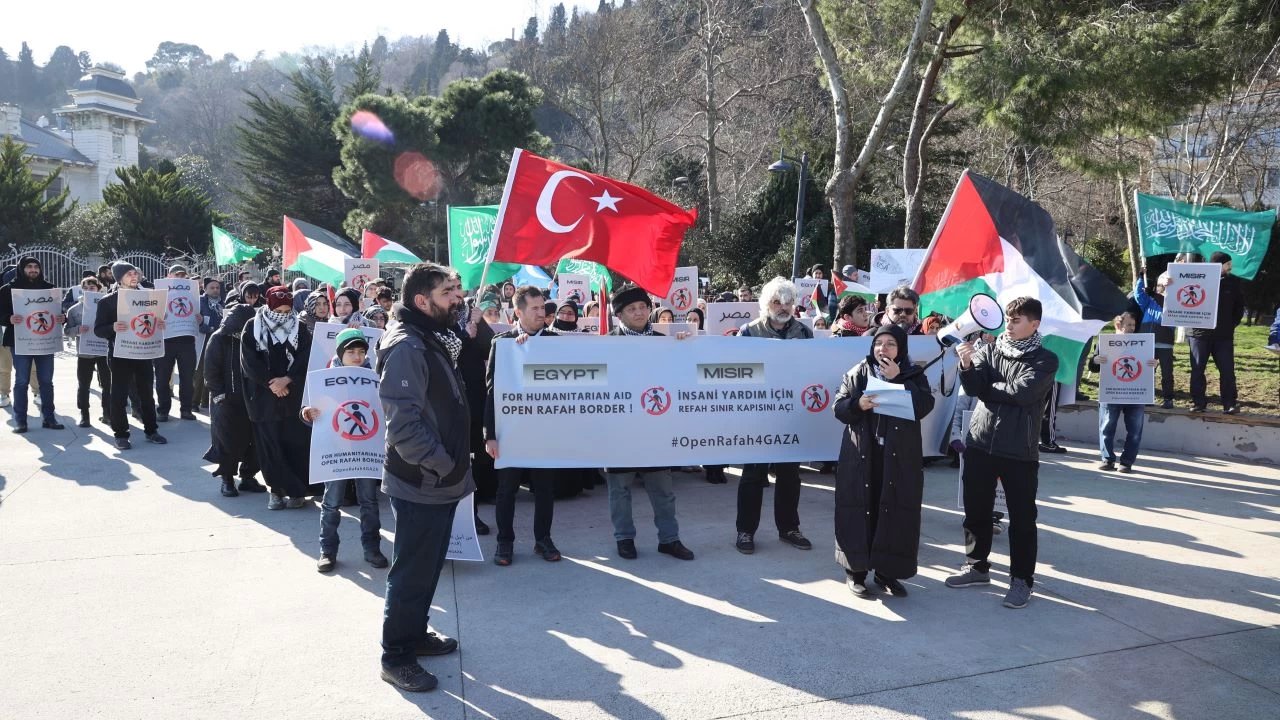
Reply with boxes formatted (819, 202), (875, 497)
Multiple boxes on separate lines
(351, 110), (394, 144)
(394, 152), (442, 201)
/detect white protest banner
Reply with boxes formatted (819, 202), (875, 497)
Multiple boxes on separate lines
(11, 288), (62, 355)
(447, 493), (484, 562)
(487, 322), (513, 335)
(77, 291), (110, 357)
(870, 249), (928, 293)
(794, 277), (822, 313)
(577, 317), (600, 334)
(557, 273), (590, 305)
(307, 321), (384, 372)
(958, 412), (1007, 513)
(344, 258), (380, 294)
(653, 321), (696, 337)
(115, 289), (166, 360)
(1097, 333), (1155, 405)
(155, 278), (199, 339)
(306, 366), (385, 483)
(704, 302), (758, 336)
(1161, 262), (1220, 329)
(664, 266), (698, 313)
(492, 335), (958, 468)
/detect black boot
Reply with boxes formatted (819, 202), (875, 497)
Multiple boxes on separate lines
(220, 477), (239, 497)
(78, 410), (91, 428)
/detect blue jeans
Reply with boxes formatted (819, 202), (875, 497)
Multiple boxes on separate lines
(1099, 403), (1145, 467)
(319, 478), (381, 555)
(381, 496), (458, 668)
(12, 353), (54, 425)
(605, 470), (679, 544)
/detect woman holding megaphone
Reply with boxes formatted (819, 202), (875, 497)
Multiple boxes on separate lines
(832, 324), (935, 598)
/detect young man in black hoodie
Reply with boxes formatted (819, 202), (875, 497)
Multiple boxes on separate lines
(1188, 251), (1246, 414)
(946, 297), (1058, 609)
(0, 256), (65, 432)
(94, 261), (168, 450)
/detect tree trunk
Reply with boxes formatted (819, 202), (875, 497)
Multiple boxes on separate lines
(703, 18), (721, 236)
(799, 0), (936, 269)
(1117, 173), (1143, 285)
(903, 11), (966, 249)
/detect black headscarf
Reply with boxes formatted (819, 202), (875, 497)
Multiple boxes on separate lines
(869, 323), (912, 378)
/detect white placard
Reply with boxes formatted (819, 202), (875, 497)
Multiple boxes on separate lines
(344, 258), (380, 294)
(11, 288), (62, 355)
(1161, 262), (1221, 329)
(492, 335), (959, 468)
(1097, 333), (1155, 405)
(958, 411), (1008, 513)
(115, 289), (166, 360)
(794, 277), (823, 313)
(704, 302), (758, 336)
(155, 278), (199, 339)
(306, 366), (385, 483)
(557, 273), (590, 305)
(307, 321), (384, 372)
(487, 322), (513, 335)
(447, 493), (483, 562)
(664, 266), (698, 313)
(576, 317), (601, 334)
(870, 249), (928, 293)
(77, 291), (110, 357)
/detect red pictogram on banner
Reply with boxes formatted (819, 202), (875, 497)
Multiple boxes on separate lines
(1111, 356), (1143, 383)
(168, 296), (193, 318)
(670, 288), (693, 312)
(640, 386), (672, 416)
(332, 399), (380, 440)
(801, 384), (830, 413)
(351, 274), (373, 291)
(1176, 284), (1206, 308)
(131, 313), (158, 339)
(25, 311), (54, 336)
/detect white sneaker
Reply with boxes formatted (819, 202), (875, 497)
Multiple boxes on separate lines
(0, 394), (9, 408)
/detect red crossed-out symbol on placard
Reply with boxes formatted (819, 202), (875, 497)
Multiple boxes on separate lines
(670, 288), (692, 312)
(640, 386), (671, 416)
(168, 296), (193, 317)
(801, 384), (830, 413)
(132, 313), (157, 339)
(352, 274), (372, 291)
(1177, 284), (1206, 308)
(333, 399), (379, 440)
(26, 311), (54, 335)
(1112, 356), (1142, 382)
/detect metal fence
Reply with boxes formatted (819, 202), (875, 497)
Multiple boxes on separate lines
(2, 246), (220, 288)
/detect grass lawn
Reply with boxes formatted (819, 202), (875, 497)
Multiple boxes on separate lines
(1078, 324), (1279, 415)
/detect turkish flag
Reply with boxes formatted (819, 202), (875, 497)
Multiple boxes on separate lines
(489, 149), (697, 296)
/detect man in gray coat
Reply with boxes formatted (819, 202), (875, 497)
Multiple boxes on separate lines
(375, 263), (473, 693)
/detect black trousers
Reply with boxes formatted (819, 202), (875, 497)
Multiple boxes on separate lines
(495, 467), (555, 543)
(108, 356), (158, 438)
(76, 356), (111, 414)
(1189, 336), (1237, 408)
(252, 417), (314, 498)
(193, 333), (211, 408)
(737, 462), (801, 534)
(1155, 346), (1175, 401)
(382, 497), (459, 668)
(154, 338), (196, 415)
(962, 448), (1039, 584)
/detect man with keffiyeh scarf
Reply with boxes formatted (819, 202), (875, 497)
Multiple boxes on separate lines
(374, 263), (473, 693)
(946, 297), (1058, 610)
(240, 285), (315, 509)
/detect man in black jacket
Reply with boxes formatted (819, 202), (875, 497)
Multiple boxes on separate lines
(1188, 252), (1246, 414)
(0, 256), (65, 432)
(483, 285), (562, 566)
(946, 297), (1058, 610)
(375, 263), (472, 693)
(94, 261), (167, 450)
(154, 265), (199, 422)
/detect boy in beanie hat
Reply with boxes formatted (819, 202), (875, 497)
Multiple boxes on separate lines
(93, 260), (167, 449)
(301, 327), (386, 572)
(1188, 251), (1246, 413)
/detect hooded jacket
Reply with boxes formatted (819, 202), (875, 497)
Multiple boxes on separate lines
(959, 338), (1059, 462)
(0, 256), (57, 349)
(375, 302), (475, 504)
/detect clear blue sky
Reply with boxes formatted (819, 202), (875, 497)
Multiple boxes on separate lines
(3, 1), (596, 74)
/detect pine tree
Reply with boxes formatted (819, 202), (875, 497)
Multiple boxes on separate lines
(0, 136), (73, 244)
(15, 42), (39, 105)
(101, 165), (217, 254)
(0, 48), (13, 101)
(348, 43), (382, 97)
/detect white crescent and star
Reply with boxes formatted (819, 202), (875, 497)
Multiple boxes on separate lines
(534, 171), (622, 235)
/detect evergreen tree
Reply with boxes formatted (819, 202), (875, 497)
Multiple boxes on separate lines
(45, 46), (83, 101)
(426, 31), (458, 96)
(0, 48), (13, 101)
(234, 59), (357, 242)
(101, 165), (218, 254)
(523, 17), (540, 43)
(348, 43), (382, 97)
(0, 136), (73, 244)
(15, 42), (39, 105)
(546, 4), (568, 50)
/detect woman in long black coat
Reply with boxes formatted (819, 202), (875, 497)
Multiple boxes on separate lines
(832, 323), (934, 598)
(204, 297), (265, 497)
(240, 286), (317, 509)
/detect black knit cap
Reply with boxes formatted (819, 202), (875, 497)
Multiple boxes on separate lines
(611, 285), (651, 315)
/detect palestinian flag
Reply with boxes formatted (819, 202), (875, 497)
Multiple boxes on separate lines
(912, 171), (1129, 383)
(282, 216), (359, 286)
(362, 230), (423, 265)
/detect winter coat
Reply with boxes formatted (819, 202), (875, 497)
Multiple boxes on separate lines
(200, 294), (224, 335)
(958, 341), (1059, 462)
(239, 315), (313, 423)
(205, 304), (256, 465)
(375, 303), (474, 505)
(832, 358), (934, 579)
(1128, 277), (1175, 346)
(738, 316), (813, 339)
(0, 256), (57, 349)
(1188, 273), (1246, 341)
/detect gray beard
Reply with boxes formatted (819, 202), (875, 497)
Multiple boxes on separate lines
(769, 311), (793, 325)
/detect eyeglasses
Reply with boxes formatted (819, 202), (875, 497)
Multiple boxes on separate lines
(889, 307), (916, 315)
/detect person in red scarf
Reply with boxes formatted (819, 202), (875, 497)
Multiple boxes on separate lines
(832, 295), (871, 337)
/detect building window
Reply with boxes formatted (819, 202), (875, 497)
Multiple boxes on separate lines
(112, 134), (124, 156)
(111, 117), (124, 131)
(1266, 168), (1280, 189)
(44, 176), (63, 203)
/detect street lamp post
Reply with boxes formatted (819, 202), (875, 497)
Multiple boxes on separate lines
(768, 149), (809, 280)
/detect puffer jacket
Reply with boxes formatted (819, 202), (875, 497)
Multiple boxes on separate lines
(958, 340), (1059, 462)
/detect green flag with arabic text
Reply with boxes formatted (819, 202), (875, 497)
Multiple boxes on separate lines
(447, 206), (519, 290)
(1134, 193), (1275, 279)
